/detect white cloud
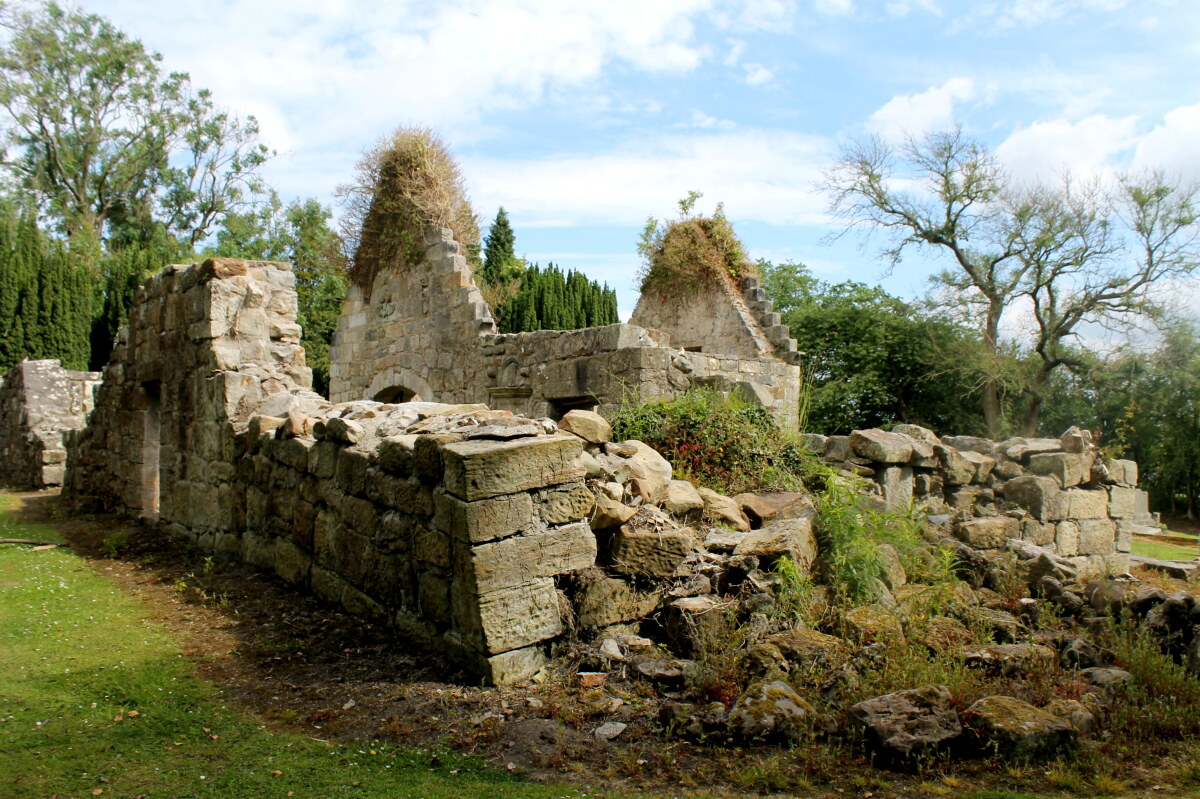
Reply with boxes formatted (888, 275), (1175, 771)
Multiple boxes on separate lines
(689, 110), (738, 129)
(463, 129), (832, 228)
(995, 114), (1139, 183)
(744, 63), (774, 85)
(813, 0), (854, 15)
(1132, 103), (1200, 181)
(885, 0), (941, 16)
(868, 77), (975, 142)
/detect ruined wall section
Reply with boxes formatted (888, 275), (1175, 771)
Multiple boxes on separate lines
(804, 425), (1136, 576)
(237, 409), (594, 683)
(64, 258), (312, 519)
(329, 227), (496, 405)
(0, 359), (100, 488)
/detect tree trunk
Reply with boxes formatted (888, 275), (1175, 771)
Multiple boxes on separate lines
(981, 301), (1005, 439)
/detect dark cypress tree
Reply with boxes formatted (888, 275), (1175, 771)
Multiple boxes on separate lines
(481, 206), (518, 284)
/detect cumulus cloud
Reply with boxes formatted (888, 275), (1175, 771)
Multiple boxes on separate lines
(995, 114), (1139, 183)
(813, 0), (854, 15)
(462, 129), (832, 228)
(885, 0), (941, 16)
(1132, 103), (1200, 180)
(867, 77), (975, 142)
(743, 63), (774, 85)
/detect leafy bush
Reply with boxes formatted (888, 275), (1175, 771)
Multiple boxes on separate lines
(609, 386), (819, 494)
(815, 477), (954, 604)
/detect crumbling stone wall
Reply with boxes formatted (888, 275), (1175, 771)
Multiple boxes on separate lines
(0, 359), (100, 488)
(329, 227), (804, 428)
(805, 425), (1133, 575)
(329, 227), (495, 405)
(64, 258), (313, 519)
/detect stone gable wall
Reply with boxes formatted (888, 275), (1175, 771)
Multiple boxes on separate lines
(0, 359), (100, 488)
(329, 226), (804, 428)
(329, 227), (495, 405)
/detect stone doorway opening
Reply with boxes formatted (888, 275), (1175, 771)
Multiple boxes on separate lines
(373, 385), (417, 403)
(139, 381), (161, 521)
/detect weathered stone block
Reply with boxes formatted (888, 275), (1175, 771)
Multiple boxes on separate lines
(475, 578), (563, 655)
(442, 434), (584, 501)
(436, 490), (533, 543)
(1105, 458), (1138, 487)
(1056, 521), (1080, 556)
(1022, 519), (1057, 547)
(1077, 519), (1116, 556)
(558, 409), (612, 443)
(1004, 475), (1065, 521)
(1066, 489), (1109, 520)
(850, 429), (913, 463)
(539, 484), (595, 525)
(876, 465), (914, 511)
(378, 434), (419, 475)
(960, 451), (996, 483)
(956, 517), (1019, 549)
(575, 578), (662, 628)
(415, 525), (452, 569)
(734, 516), (819, 569)
(463, 523), (597, 593)
(611, 521), (695, 578)
(1108, 486), (1137, 519)
(479, 646), (549, 684)
(937, 446), (975, 486)
(1028, 452), (1089, 488)
(657, 480), (704, 516)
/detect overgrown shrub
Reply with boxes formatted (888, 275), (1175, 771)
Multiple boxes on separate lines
(338, 126), (479, 296)
(609, 386), (818, 494)
(637, 192), (754, 297)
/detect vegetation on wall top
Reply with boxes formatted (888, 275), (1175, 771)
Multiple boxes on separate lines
(637, 191), (755, 296)
(339, 126), (480, 295)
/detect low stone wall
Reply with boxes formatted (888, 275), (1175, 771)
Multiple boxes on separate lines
(802, 425), (1135, 575)
(0, 359), (100, 488)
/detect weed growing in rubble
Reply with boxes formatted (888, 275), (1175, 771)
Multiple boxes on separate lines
(609, 386), (822, 494)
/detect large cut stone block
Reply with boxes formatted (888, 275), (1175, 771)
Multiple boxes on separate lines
(734, 516), (819, 569)
(1004, 476), (1065, 521)
(956, 517), (1019, 549)
(960, 451), (996, 483)
(1108, 486), (1137, 519)
(462, 522), (597, 593)
(610, 510), (696, 578)
(850, 429), (913, 464)
(476, 578), (564, 655)
(442, 434), (584, 501)
(436, 490), (534, 543)
(576, 577), (663, 627)
(1077, 519), (1116, 555)
(1028, 452), (1089, 488)
(876, 465), (914, 511)
(1066, 489), (1109, 520)
(1105, 458), (1138, 488)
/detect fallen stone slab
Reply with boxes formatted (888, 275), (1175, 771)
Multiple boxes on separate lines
(964, 695), (1076, 760)
(1130, 554), (1198, 581)
(850, 685), (962, 757)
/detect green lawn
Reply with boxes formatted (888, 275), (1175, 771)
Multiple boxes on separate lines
(0, 494), (601, 799)
(1130, 538), (1200, 562)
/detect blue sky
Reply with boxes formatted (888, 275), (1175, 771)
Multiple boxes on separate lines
(83, 0), (1200, 318)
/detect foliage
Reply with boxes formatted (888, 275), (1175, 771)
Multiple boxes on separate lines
(88, 227), (189, 370)
(609, 386), (818, 494)
(339, 126), (478, 296)
(492, 262), (618, 333)
(0, 202), (93, 370)
(824, 128), (1200, 438)
(637, 192), (753, 296)
(760, 259), (988, 435)
(0, 494), (572, 799)
(209, 193), (347, 395)
(1039, 322), (1200, 517)
(0, 1), (270, 246)
(479, 206), (522, 284)
(813, 476), (951, 604)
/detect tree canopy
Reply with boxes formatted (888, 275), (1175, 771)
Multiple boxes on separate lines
(823, 128), (1200, 437)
